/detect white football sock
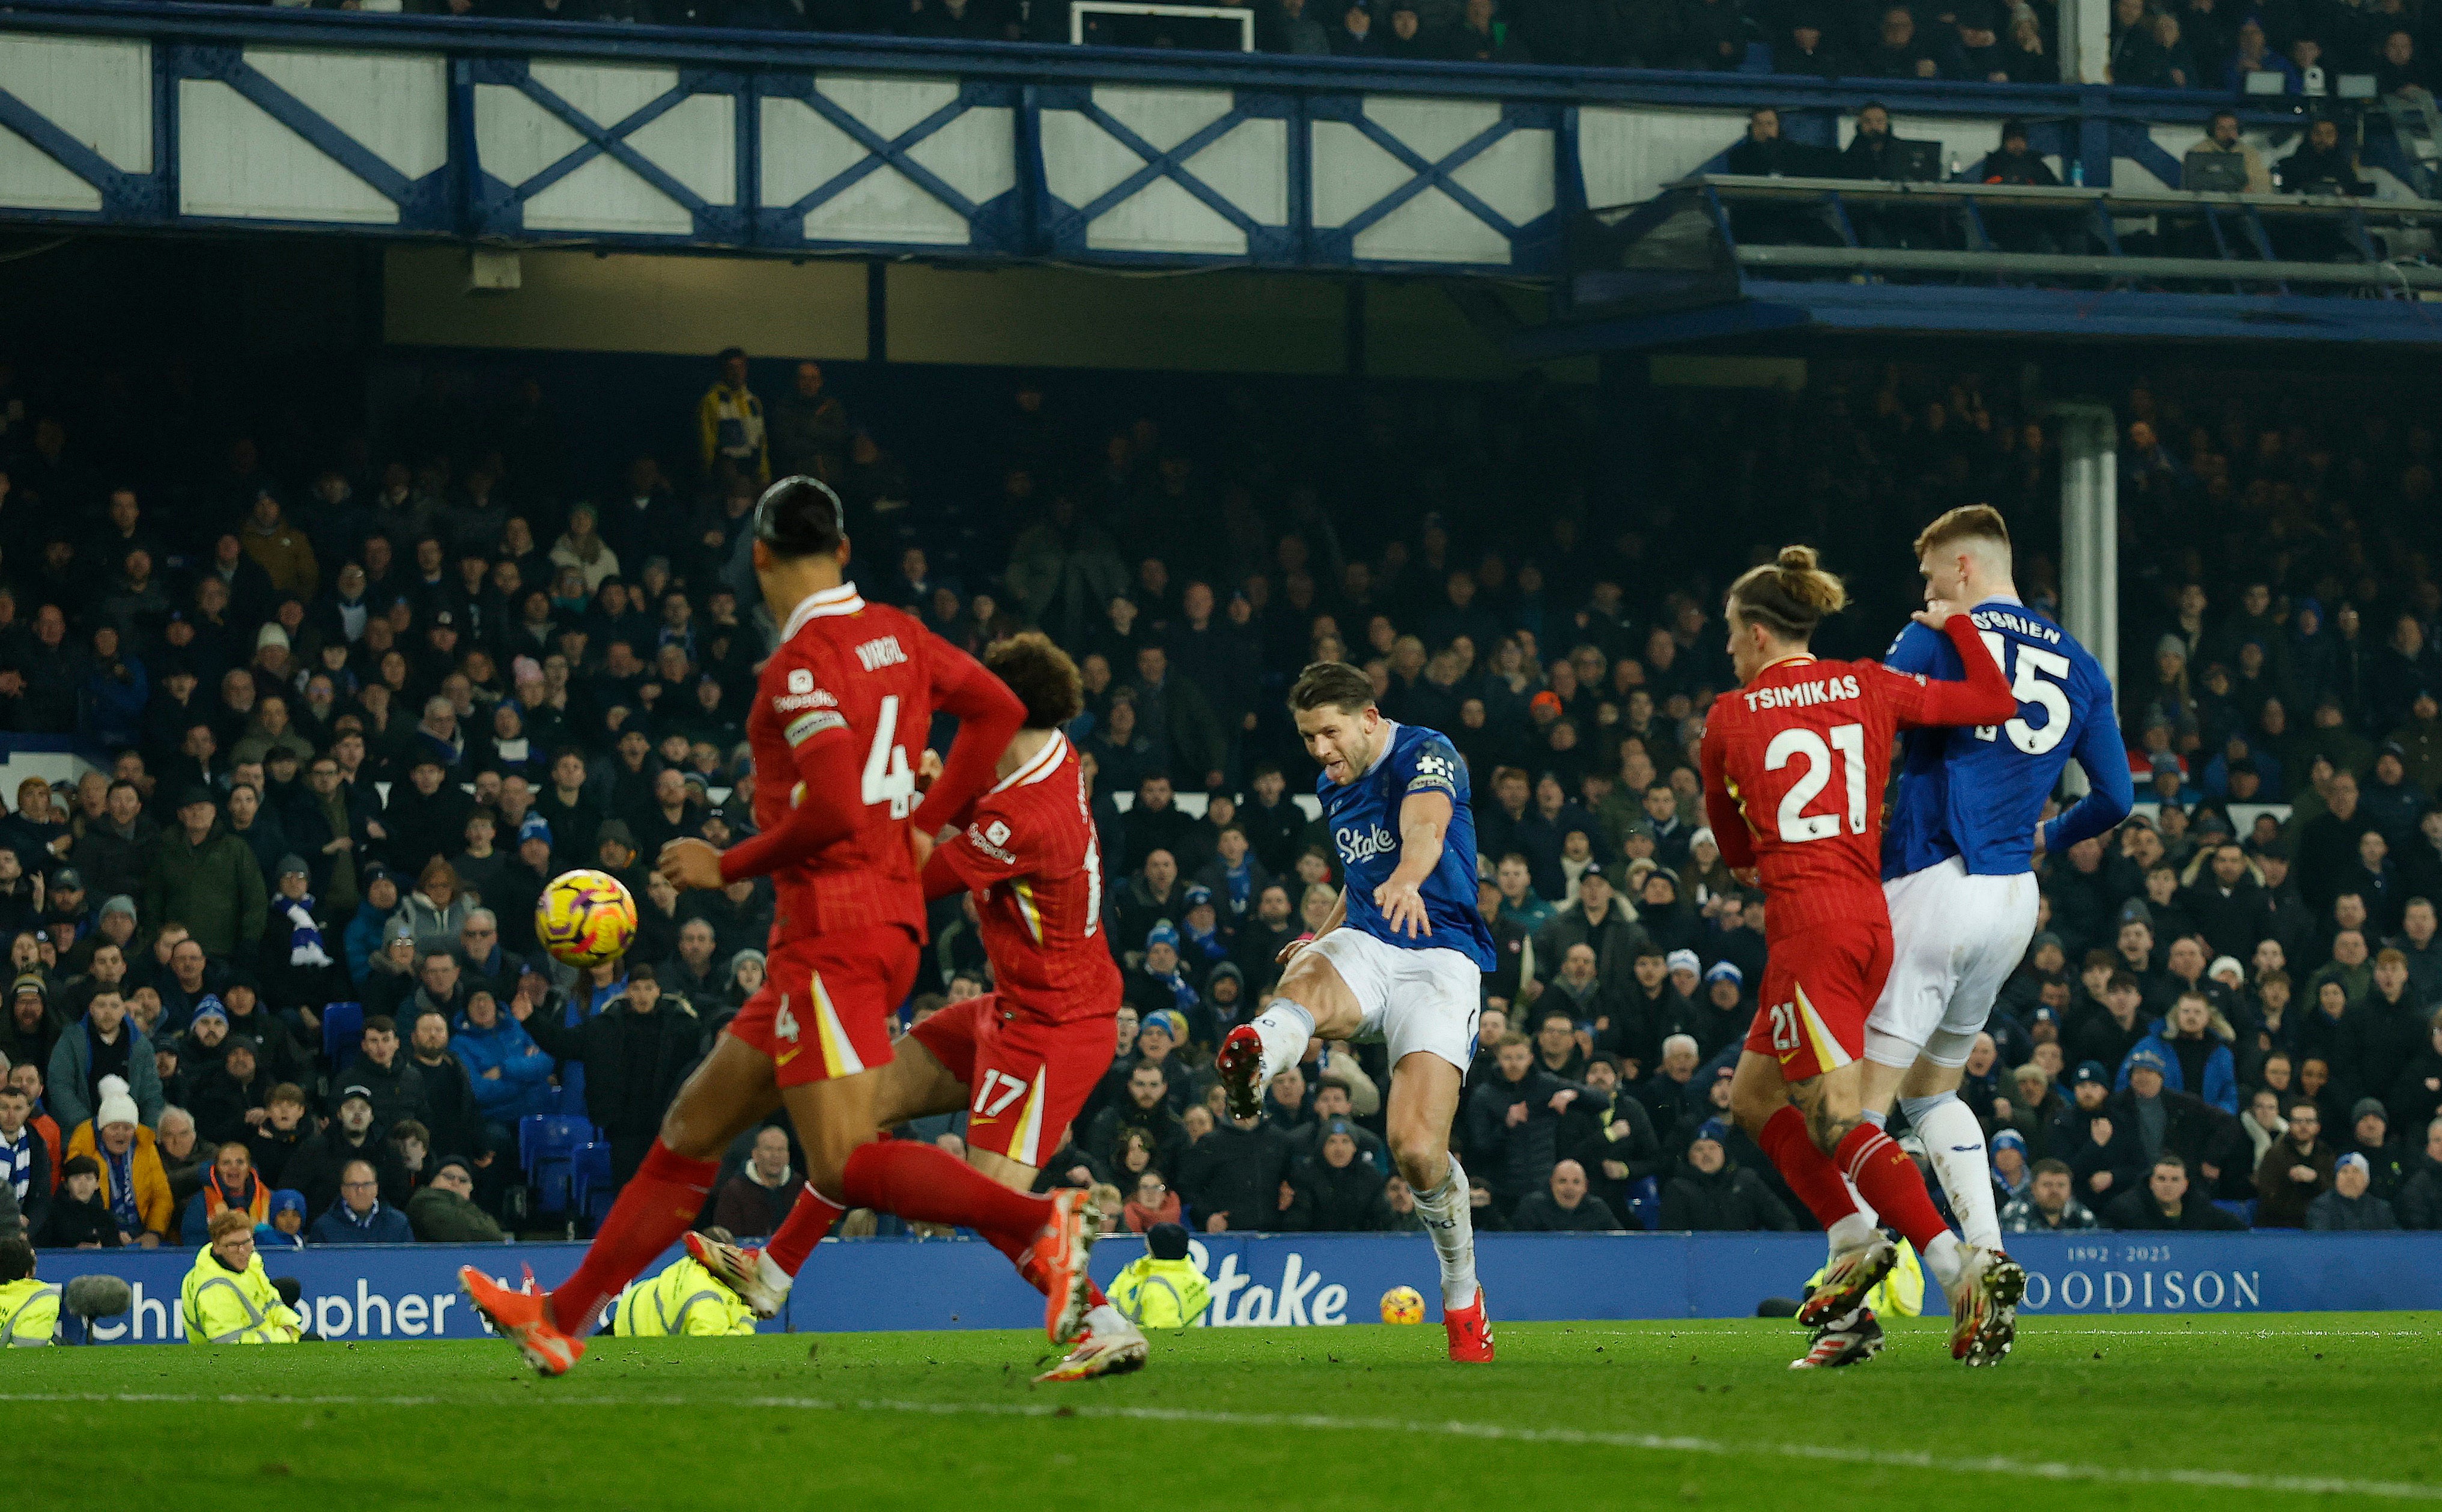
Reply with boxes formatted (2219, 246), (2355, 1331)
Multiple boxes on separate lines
(1826, 1210), (1880, 1256)
(1084, 1303), (1129, 1337)
(1249, 1000), (1315, 1084)
(755, 1248), (795, 1297)
(1409, 1156), (1480, 1311)
(1906, 1092), (2002, 1251)
(1923, 1230), (1964, 1290)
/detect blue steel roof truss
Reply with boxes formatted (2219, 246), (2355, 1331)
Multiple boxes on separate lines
(468, 56), (747, 242)
(1033, 83), (1299, 266)
(753, 73), (1024, 253)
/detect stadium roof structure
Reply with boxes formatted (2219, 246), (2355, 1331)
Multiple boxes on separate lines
(1525, 174), (2442, 354)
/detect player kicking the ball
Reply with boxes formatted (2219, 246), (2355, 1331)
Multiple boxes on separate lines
(1806, 506), (2127, 1369)
(460, 478), (1101, 1376)
(1215, 662), (1499, 1362)
(688, 631), (1149, 1382)
(1699, 547), (2018, 1371)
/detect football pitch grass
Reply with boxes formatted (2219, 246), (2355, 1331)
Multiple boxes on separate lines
(7, 1314), (2436, 1510)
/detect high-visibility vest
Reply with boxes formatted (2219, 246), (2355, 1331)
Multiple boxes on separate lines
(1806, 1237), (1925, 1319)
(1108, 1257), (1211, 1328)
(0, 1277), (59, 1346)
(610, 1257), (757, 1338)
(179, 1246), (303, 1344)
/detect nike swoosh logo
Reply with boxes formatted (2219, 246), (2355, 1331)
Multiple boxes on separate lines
(776, 1048), (800, 1066)
(1949, 1144), (1981, 1152)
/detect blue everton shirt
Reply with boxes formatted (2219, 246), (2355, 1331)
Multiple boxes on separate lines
(1882, 598), (2132, 879)
(1320, 721), (1498, 970)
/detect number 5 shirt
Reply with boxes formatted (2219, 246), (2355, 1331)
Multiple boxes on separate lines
(1698, 615), (2017, 943)
(1880, 597), (2130, 879)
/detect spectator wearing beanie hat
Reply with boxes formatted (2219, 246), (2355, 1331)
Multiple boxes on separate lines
(406, 1155), (506, 1242)
(63, 1075), (171, 1244)
(2308, 1152), (2400, 1230)
(35, 1153), (121, 1248)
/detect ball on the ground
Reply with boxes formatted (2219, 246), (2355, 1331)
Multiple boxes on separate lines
(536, 868), (639, 968)
(1380, 1286), (1426, 1325)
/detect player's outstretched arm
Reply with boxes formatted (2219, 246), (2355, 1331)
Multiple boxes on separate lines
(1374, 790), (1453, 938)
(660, 733), (866, 890)
(2041, 699), (2135, 857)
(1885, 612), (2017, 729)
(910, 641), (1028, 837)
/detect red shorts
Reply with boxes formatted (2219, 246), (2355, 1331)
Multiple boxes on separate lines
(908, 994), (1113, 1168)
(1744, 919), (1894, 1084)
(725, 925), (919, 1088)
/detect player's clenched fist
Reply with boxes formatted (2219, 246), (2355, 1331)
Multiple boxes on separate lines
(659, 837), (723, 890)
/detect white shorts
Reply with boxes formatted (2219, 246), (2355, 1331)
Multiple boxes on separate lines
(1865, 857), (2038, 1070)
(1302, 928), (1482, 1074)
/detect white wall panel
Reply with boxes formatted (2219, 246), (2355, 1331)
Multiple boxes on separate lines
(0, 34), (151, 172)
(178, 77), (395, 223)
(248, 47), (446, 180)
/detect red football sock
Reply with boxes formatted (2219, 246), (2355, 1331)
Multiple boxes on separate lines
(760, 1181), (848, 1276)
(986, 1226), (1109, 1308)
(1758, 1105), (1862, 1231)
(841, 1138), (1055, 1237)
(550, 1141), (717, 1333)
(1836, 1123), (1952, 1253)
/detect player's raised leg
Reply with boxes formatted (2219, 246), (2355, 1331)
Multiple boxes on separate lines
(460, 1030), (779, 1374)
(1218, 940), (1363, 1119)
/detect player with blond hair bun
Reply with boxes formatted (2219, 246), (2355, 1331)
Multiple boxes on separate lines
(1699, 545), (2020, 1370)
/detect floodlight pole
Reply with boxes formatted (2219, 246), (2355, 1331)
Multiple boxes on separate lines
(2055, 400), (2118, 806)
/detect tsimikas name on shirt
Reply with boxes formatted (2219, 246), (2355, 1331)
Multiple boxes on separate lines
(1969, 607), (2064, 645)
(1739, 673), (1868, 712)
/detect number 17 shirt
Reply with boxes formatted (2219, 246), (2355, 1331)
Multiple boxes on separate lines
(1698, 616), (2017, 944)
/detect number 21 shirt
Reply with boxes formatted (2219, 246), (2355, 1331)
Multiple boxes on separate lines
(1698, 616), (2016, 943)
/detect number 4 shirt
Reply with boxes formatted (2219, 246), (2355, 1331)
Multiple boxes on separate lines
(737, 582), (968, 942)
(1699, 616), (2017, 943)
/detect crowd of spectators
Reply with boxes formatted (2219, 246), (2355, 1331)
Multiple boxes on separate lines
(147, 0), (2442, 99)
(1, 342), (2439, 1258)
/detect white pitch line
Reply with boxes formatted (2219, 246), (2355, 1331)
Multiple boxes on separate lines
(2, 1391), (2435, 1499)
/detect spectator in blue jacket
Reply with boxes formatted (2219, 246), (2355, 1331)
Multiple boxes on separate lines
(451, 987), (557, 1133)
(2118, 991), (2238, 1114)
(306, 1158), (415, 1243)
(342, 865), (404, 986)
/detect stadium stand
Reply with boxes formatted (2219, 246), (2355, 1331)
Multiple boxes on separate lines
(1, 329), (2438, 1247)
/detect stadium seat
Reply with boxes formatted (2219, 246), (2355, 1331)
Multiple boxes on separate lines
(2214, 1198), (2258, 1225)
(571, 1141), (616, 1232)
(320, 1001), (364, 1075)
(553, 1082), (589, 1117)
(520, 1114), (594, 1216)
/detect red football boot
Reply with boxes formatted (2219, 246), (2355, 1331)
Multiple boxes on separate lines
(1215, 1025), (1266, 1121)
(1016, 1186), (1099, 1343)
(1443, 1287), (1494, 1363)
(459, 1265), (586, 1377)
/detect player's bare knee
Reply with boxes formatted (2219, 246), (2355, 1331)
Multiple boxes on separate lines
(656, 1102), (721, 1161)
(1388, 1130), (1447, 1191)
